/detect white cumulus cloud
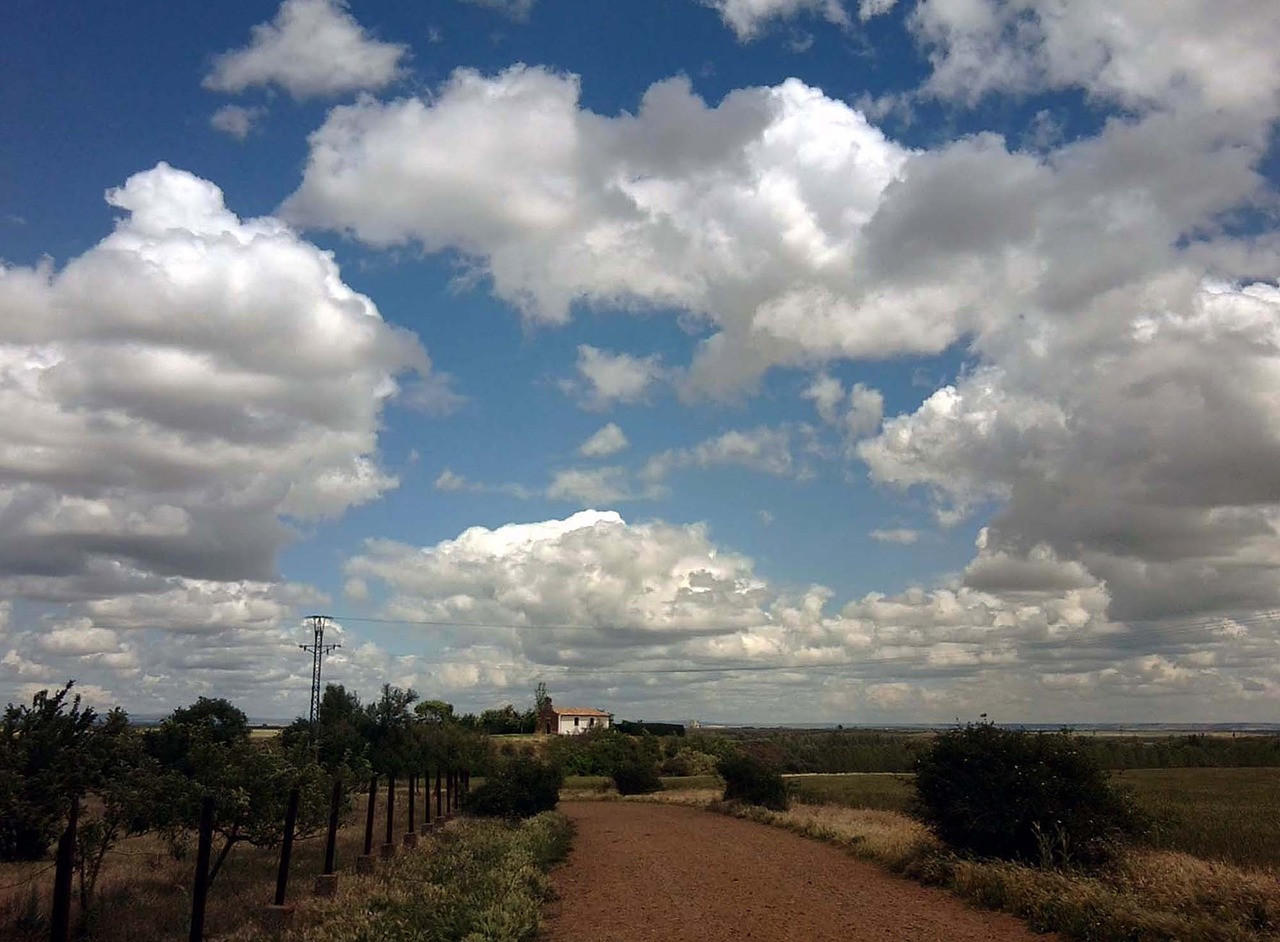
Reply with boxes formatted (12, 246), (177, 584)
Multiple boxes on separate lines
(0, 163), (435, 711)
(704, 0), (850, 40)
(209, 104), (266, 140)
(579, 423), (629, 458)
(563, 345), (666, 410)
(204, 0), (408, 100)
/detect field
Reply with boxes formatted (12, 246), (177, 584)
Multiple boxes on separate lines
(1115, 767), (1280, 869)
(784, 767), (1280, 870)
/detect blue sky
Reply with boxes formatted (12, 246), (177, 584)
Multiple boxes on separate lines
(2, 0), (1279, 724)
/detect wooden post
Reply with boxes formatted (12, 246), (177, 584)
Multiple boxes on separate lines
(323, 778), (341, 874)
(380, 774), (397, 858)
(49, 793), (78, 942)
(445, 768), (452, 815)
(273, 786), (300, 905)
(435, 767), (442, 820)
(315, 778), (342, 896)
(357, 774), (377, 874)
(404, 774), (417, 848)
(264, 786), (300, 930)
(189, 796), (215, 942)
(424, 766), (432, 828)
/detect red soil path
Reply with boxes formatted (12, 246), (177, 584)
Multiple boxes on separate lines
(545, 802), (1057, 942)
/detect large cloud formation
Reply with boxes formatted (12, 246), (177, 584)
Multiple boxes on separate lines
(0, 163), (431, 711)
(282, 69), (916, 395)
(277, 1), (1280, 721)
(343, 510), (1280, 722)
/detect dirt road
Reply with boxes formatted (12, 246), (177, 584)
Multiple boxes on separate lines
(545, 802), (1055, 942)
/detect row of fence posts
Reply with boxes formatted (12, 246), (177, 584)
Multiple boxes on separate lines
(44, 767), (471, 942)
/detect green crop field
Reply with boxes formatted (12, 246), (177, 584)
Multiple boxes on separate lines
(783, 768), (1280, 870)
(1114, 767), (1280, 870)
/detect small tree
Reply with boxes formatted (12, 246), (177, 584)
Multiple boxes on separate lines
(145, 696), (250, 774)
(74, 719), (167, 911)
(913, 723), (1143, 868)
(145, 695), (332, 885)
(366, 684), (420, 775)
(164, 737), (331, 885)
(415, 699), (455, 725)
(0, 682), (101, 860)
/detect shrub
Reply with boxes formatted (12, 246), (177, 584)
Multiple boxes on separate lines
(913, 723), (1144, 868)
(465, 754), (563, 819)
(718, 751), (788, 811)
(612, 759), (661, 795)
(659, 748), (720, 776)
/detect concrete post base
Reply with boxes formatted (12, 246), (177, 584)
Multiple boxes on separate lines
(355, 854), (376, 874)
(379, 843), (397, 860)
(261, 903), (295, 933)
(402, 832), (418, 849)
(314, 873), (338, 896)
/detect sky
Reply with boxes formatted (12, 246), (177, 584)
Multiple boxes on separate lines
(2, 0), (1280, 725)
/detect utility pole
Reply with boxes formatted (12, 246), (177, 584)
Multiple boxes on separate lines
(300, 615), (341, 733)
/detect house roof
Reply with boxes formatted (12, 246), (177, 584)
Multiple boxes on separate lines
(551, 707), (612, 717)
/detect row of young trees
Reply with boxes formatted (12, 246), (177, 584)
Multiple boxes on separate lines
(0, 679), (492, 913)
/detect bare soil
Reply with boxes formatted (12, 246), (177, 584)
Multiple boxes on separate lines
(545, 802), (1057, 942)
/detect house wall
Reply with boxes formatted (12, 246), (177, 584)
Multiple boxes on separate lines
(556, 713), (610, 735)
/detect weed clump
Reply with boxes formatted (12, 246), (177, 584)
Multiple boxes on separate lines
(718, 752), (789, 811)
(464, 755), (563, 819)
(913, 723), (1143, 868)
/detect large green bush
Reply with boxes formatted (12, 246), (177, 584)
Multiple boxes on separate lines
(465, 755), (563, 819)
(913, 724), (1144, 868)
(611, 759), (661, 795)
(718, 752), (788, 811)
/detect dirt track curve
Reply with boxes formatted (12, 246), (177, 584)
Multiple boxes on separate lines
(545, 802), (1057, 942)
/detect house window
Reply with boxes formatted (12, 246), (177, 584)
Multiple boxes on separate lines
(574, 717), (579, 727)
(589, 717), (595, 727)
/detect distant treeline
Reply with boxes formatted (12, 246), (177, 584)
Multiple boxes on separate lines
(687, 729), (1280, 773)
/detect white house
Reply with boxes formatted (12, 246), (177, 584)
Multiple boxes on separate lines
(538, 704), (612, 735)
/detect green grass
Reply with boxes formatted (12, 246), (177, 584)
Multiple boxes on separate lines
(1114, 767), (1280, 870)
(787, 773), (913, 812)
(783, 768), (1280, 870)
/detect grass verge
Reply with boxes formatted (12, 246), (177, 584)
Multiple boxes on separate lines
(280, 813), (573, 942)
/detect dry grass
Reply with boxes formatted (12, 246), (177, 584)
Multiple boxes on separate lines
(707, 799), (1280, 941)
(0, 781), (440, 941)
(786, 767), (1280, 871)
